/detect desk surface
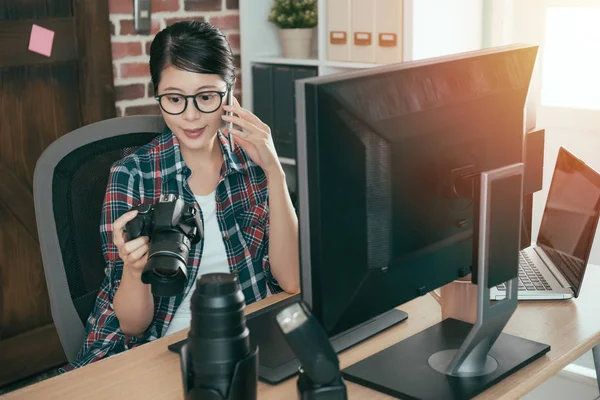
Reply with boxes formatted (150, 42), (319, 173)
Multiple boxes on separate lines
(7, 265), (600, 400)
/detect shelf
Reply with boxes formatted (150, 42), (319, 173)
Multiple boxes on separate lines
(251, 55), (320, 67)
(250, 56), (384, 70)
(279, 157), (297, 166)
(240, 0), (486, 111)
(323, 60), (384, 69)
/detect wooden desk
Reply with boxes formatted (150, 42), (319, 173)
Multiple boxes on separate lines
(7, 265), (600, 400)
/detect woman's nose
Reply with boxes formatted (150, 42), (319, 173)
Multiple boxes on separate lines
(182, 98), (201, 121)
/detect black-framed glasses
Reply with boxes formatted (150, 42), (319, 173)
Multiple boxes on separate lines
(155, 90), (227, 115)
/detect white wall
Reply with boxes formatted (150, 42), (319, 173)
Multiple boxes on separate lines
(412, 0), (484, 60)
(508, 0), (600, 266)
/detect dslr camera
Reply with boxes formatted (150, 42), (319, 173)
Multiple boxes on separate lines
(125, 194), (203, 297)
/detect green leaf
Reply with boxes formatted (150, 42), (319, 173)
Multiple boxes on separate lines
(268, 0), (318, 29)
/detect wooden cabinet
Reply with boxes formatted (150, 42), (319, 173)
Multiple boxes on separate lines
(0, 0), (115, 387)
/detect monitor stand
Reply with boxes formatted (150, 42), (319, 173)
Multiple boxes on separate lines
(342, 163), (551, 400)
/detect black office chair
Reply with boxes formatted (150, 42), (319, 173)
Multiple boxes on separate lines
(33, 116), (165, 362)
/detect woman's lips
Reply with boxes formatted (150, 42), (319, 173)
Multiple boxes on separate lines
(182, 127), (206, 139)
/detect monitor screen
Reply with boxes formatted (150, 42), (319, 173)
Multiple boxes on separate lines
(296, 45), (539, 337)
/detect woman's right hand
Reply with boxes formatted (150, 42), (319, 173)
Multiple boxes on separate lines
(112, 209), (155, 336)
(112, 210), (150, 279)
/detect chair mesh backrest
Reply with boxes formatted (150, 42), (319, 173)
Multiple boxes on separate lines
(52, 132), (161, 324)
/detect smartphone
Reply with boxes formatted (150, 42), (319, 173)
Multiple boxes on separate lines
(226, 88), (235, 150)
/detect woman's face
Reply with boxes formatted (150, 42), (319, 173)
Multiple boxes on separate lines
(157, 66), (228, 152)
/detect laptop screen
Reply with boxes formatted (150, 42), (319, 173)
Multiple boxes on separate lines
(537, 147), (600, 296)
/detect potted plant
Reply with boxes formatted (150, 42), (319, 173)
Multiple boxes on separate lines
(268, 0), (318, 59)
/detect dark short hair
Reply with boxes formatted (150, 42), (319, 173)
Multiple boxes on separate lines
(149, 20), (236, 95)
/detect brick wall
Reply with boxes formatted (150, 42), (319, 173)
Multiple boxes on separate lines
(109, 0), (241, 116)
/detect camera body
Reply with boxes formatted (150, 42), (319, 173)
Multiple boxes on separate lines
(125, 194), (203, 297)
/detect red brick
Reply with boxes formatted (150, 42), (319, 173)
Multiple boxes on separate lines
(109, 0), (133, 14)
(148, 82), (155, 97)
(165, 16), (205, 27)
(209, 15), (239, 31)
(111, 42), (143, 59)
(227, 33), (240, 51)
(233, 54), (241, 69)
(120, 19), (161, 36)
(146, 40), (152, 55)
(151, 0), (180, 12)
(110, 0), (179, 14)
(120, 63), (150, 78)
(115, 84), (146, 101)
(226, 0), (239, 10)
(125, 104), (161, 116)
(184, 0), (221, 12)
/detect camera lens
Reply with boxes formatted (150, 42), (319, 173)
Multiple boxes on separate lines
(154, 267), (178, 277)
(141, 230), (192, 297)
(141, 255), (187, 297)
(188, 273), (250, 399)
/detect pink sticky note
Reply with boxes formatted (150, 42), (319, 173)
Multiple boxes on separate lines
(28, 24), (55, 57)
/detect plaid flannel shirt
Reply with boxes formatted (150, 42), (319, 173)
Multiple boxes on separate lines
(61, 128), (281, 372)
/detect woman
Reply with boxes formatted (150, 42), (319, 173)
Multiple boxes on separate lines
(63, 20), (299, 371)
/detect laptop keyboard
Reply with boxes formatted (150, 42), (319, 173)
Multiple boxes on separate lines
(496, 252), (552, 292)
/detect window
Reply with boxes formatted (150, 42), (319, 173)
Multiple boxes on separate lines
(541, 6), (600, 110)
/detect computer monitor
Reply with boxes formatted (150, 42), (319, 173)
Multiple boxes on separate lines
(296, 43), (535, 336)
(295, 44), (550, 399)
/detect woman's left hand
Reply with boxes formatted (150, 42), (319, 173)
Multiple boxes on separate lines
(222, 97), (282, 177)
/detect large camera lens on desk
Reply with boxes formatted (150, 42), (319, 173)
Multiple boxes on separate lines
(188, 273), (250, 399)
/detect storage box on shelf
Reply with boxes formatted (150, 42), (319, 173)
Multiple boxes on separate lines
(341, 0), (405, 64)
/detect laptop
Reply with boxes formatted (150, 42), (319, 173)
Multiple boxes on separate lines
(490, 147), (600, 301)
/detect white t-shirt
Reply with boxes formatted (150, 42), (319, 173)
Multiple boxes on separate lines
(164, 191), (230, 336)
